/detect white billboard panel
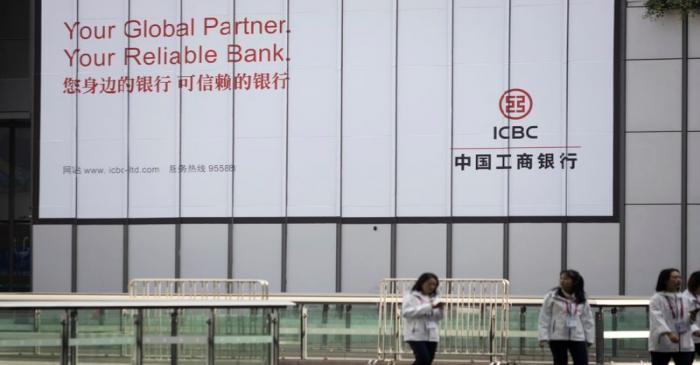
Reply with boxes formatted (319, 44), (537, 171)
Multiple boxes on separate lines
(39, 0), (614, 219)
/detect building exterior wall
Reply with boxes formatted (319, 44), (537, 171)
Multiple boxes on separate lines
(7, 0), (698, 295)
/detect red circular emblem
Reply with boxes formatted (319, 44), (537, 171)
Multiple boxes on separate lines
(499, 88), (533, 120)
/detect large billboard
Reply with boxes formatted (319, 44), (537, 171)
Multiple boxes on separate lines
(38, 0), (615, 219)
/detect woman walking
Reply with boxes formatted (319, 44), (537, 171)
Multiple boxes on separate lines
(402, 272), (444, 365)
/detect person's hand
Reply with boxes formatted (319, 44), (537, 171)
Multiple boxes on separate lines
(666, 333), (680, 343)
(539, 340), (547, 348)
(693, 330), (700, 337)
(432, 302), (444, 309)
(690, 308), (699, 322)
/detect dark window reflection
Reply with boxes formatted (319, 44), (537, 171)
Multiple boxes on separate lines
(14, 127), (30, 220)
(0, 124), (31, 292)
(0, 128), (8, 221)
(0, 224), (9, 291)
(12, 224), (31, 291)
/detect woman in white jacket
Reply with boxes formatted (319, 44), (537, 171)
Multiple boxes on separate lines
(648, 268), (700, 365)
(538, 269), (595, 365)
(680, 271), (700, 358)
(402, 272), (444, 365)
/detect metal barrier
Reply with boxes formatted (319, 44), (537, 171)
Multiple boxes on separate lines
(378, 279), (510, 363)
(126, 279), (270, 361)
(128, 279), (269, 300)
(0, 299), (292, 365)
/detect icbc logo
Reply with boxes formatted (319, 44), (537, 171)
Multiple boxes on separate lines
(499, 88), (532, 120)
(494, 88), (537, 140)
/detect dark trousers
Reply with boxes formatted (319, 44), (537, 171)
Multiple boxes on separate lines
(650, 351), (694, 365)
(407, 341), (438, 365)
(548, 340), (588, 365)
(696, 343), (700, 357)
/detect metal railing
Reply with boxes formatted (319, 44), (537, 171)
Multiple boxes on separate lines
(128, 279), (269, 300)
(0, 299), (292, 365)
(0, 293), (655, 365)
(125, 279), (271, 361)
(270, 294), (651, 364)
(377, 279), (510, 363)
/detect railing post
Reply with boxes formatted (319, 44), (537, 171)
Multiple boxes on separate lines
(393, 306), (401, 361)
(60, 310), (69, 365)
(519, 306), (527, 355)
(595, 308), (604, 365)
(171, 309), (178, 365)
(269, 309), (280, 365)
(611, 307), (618, 358)
(300, 304), (308, 359)
(69, 310), (77, 365)
(321, 304), (329, 349)
(119, 309), (126, 357)
(207, 308), (215, 365)
(134, 309), (143, 365)
(33, 309), (40, 355)
(377, 299), (385, 360)
(489, 312), (496, 364)
(345, 304), (352, 354)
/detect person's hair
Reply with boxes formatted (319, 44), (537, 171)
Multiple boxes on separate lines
(556, 269), (587, 304)
(655, 268), (680, 292)
(411, 272), (440, 296)
(686, 271), (700, 293)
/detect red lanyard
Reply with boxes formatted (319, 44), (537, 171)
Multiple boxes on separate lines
(555, 297), (578, 316)
(664, 295), (684, 320)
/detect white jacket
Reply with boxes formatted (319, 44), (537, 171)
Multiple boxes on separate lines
(648, 292), (700, 352)
(402, 291), (444, 342)
(681, 290), (700, 344)
(538, 289), (595, 344)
